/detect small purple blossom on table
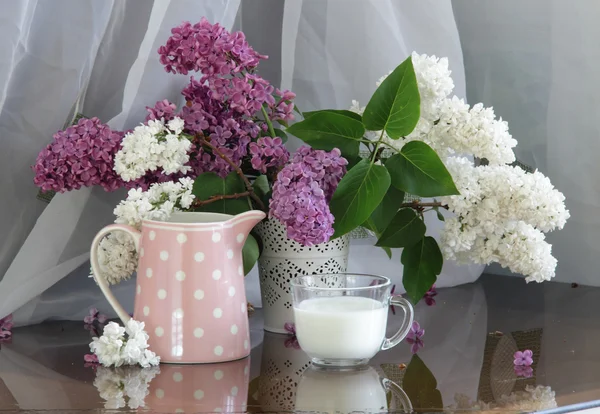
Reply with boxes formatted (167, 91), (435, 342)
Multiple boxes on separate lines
(406, 321), (424, 354)
(84, 353), (99, 368)
(84, 308), (108, 325)
(424, 284), (437, 306)
(0, 314), (13, 341)
(284, 322), (300, 349)
(514, 349), (533, 366)
(514, 365), (534, 378)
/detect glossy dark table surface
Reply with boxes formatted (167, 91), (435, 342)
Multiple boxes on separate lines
(1, 274), (599, 413)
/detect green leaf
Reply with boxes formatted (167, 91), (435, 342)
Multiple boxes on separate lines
(252, 175), (271, 206)
(303, 109), (362, 122)
(273, 128), (288, 143)
(242, 233), (260, 275)
(362, 56), (420, 138)
(286, 112), (364, 158)
(376, 208), (425, 248)
(385, 141), (459, 197)
(362, 186), (404, 258)
(330, 159), (390, 238)
(402, 355), (443, 412)
(401, 236), (443, 304)
(192, 172), (250, 215)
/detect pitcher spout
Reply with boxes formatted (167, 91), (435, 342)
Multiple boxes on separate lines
(227, 210), (266, 241)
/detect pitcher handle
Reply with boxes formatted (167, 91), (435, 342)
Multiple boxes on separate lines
(90, 224), (141, 324)
(381, 296), (414, 351)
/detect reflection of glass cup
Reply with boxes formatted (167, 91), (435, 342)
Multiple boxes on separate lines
(295, 366), (412, 414)
(144, 358), (250, 413)
(291, 274), (414, 367)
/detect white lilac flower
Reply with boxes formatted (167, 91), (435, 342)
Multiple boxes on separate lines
(114, 117), (192, 181)
(92, 232), (138, 285)
(448, 385), (556, 413)
(94, 366), (160, 410)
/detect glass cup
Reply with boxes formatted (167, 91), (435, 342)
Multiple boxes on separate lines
(291, 273), (414, 367)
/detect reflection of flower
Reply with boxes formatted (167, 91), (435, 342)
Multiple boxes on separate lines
(0, 314), (13, 341)
(424, 285), (437, 306)
(94, 365), (160, 410)
(514, 349), (533, 366)
(84, 308), (109, 324)
(450, 385), (556, 412)
(406, 321), (424, 354)
(284, 322), (300, 349)
(514, 365), (533, 378)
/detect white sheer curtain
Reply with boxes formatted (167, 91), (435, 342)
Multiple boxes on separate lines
(0, 0), (484, 326)
(452, 0), (595, 285)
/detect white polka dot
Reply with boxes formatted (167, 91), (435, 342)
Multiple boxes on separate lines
(175, 270), (186, 281)
(136, 285), (141, 295)
(230, 324), (238, 335)
(231, 386), (239, 396)
(227, 249), (233, 259)
(214, 370), (224, 380)
(214, 345), (224, 356)
(236, 233), (244, 243)
(173, 308), (184, 319)
(244, 366), (249, 376)
(212, 269), (222, 280)
(176, 233), (187, 244)
(146, 268), (153, 278)
(158, 289), (167, 300)
(173, 372), (183, 382)
(155, 326), (164, 337)
(212, 232), (221, 243)
(228, 286), (236, 297)
(172, 345), (183, 356)
(194, 327), (204, 338)
(214, 408), (222, 412)
(194, 251), (205, 262)
(244, 339), (249, 350)
(155, 388), (164, 399)
(143, 306), (150, 316)
(160, 251), (169, 261)
(149, 231), (156, 241)
(238, 265), (243, 276)
(213, 308), (223, 318)
(194, 289), (205, 300)
(175, 409), (184, 413)
(140, 247), (145, 257)
(241, 302), (246, 313)
(194, 389), (204, 400)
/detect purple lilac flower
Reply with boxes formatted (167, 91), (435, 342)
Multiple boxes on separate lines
(33, 118), (127, 193)
(158, 18), (266, 76)
(84, 308), (108, 325)
(290, 146), (348, 201)
(284, 323), (300, 349)
(424, 284), (437, 306)
(145, 99), (177, 122)
(0, 314), (13, 340)
(406, 321), (424, 354)
(514, 365), (533, 378)
(514, 350), (533, 366)
(249, 137), (290, 173)
(84, 353), (99, 368)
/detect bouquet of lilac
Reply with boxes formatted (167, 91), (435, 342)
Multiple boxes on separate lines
(33, 18), (346, 286)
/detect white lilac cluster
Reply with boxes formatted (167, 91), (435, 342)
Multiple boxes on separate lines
(114, 117), (192, 181)
(90, 320), (160, 368)
(90, 177), (195, 284)
(448, 385), (557, 413)
(94, 365), (160, 409)
(351, 52), (517, 164)
(114, 177), (195, 229)
(440, 157), (569, 282)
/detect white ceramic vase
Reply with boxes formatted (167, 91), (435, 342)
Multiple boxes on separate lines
(254, 219), (350, 333)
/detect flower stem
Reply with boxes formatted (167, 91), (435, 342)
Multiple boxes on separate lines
(261, 105), (277, 138)
(192, 191), (251, 208)
(199, 138), (266, 211)
(400, 201), (448, 209)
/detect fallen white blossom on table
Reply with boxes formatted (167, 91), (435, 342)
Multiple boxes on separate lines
(94, 365), (160, 410)
(90, 320), (160, 368)
(448, 385), (557, 413)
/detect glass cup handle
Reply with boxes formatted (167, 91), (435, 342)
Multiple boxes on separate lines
(381, 378), (413, 413)
(381, 296), (414, 351)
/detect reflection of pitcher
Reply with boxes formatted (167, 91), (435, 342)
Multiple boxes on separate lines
(257, 332), (311, 410)
(90, 211), (265, 363)
(295, 366), (412, 414)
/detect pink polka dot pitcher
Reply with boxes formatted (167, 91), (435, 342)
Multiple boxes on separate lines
(90, 211), (266, 364)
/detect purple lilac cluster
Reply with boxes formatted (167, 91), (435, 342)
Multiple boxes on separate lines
(249, 137), (289, 173)
(269, 147), (347, 246)
(0, 314), (12, 340)
(145, 99), (177, 122)
(33, 118), (126, 192)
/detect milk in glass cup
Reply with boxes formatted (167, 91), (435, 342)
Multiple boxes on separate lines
(291, 273), (414, 367)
